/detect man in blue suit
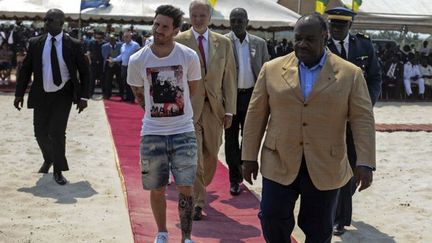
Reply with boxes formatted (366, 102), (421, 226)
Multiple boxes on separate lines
(325, 7), (382, 235)
(101, 34), (121, 99)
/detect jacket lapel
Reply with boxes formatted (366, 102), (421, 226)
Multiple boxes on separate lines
(306, 52), (337, 102)
(36, 35), (47, 73)
(281, 56), (304, 102)
(207, 31), (218, 66)
(62, 34), (73, 72)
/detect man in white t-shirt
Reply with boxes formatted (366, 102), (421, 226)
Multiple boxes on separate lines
(127, 5), (201, 243)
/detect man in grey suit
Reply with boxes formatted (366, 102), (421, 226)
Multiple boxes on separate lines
(224, 8), (269, 196)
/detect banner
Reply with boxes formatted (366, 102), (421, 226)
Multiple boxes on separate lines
(81, 0), (110, 11)
(208, 0), (217, 8)
(352, 0), (362, 12)
(315, 0), (330, 14)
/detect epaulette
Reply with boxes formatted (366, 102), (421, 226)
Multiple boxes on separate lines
(356, 33), (370, 39)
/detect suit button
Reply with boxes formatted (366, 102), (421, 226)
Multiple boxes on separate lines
(304, 104), (308, 107)
(303, 122), (307, 126)
(300, 142), (303, 145)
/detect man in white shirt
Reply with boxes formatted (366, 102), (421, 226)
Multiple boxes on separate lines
(127, 5), (201, 243)
(420, 56), (432, 98)
(224, 8), (269, 196)
(404, 53), (425, 99)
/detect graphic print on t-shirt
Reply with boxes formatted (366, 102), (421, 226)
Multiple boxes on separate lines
(147, 65), (185, 117)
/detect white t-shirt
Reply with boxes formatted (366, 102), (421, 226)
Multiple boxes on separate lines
(127, 42), (201, 136)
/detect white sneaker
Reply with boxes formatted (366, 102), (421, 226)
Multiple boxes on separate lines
(184, 239), (194, 243)
(154, 232), (168, 243)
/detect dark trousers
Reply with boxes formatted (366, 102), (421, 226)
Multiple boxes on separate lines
(121, 65), (135, 102)
(334, 123), (357, 227)
(89, 60), (104, 96)
(103, 62), (121, 98)
(33, 86), (73, 172)
(259, 159), (340, 243)
(224, 87), (253, 184)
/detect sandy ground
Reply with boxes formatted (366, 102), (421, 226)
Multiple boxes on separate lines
(1, 92), (431, 243)
(0, 94), (133, 243)
(219, 102), (432, 243)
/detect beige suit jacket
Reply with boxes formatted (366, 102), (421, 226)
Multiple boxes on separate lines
(241, 51), (376, 190)
(176, 29), (237, 123)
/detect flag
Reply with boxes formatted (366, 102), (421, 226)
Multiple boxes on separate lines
(315, 0), (330, 14)
(208, 0), (217, 8)
(352, 0), (362, 12)
(80, 0), (110, 11)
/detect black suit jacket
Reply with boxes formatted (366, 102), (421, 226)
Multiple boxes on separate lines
(15, 33), (90, 108)
(328, 33), (382, 105)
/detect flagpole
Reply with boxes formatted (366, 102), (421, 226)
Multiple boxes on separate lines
(351, 0), (354, 11)
(78, 9), (82, 40)
(297, 0), (302, 14)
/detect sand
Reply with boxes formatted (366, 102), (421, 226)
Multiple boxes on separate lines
(1, 91), (431, 243)
(0, 94), (133, 243)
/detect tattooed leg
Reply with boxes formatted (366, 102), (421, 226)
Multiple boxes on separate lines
(178, 192), (194, 241)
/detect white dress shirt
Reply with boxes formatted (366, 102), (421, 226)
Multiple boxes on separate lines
(192, 28), (209, 66)
(332, 35), (350, 58)
(42, 32), (70, 92)
(232, 32), (255, 89)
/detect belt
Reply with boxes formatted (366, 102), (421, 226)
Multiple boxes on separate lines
(238, 87), (254, 93)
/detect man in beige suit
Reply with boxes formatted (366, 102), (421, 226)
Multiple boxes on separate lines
(176, 0), (236, 220)
(242, 14), (376, 242)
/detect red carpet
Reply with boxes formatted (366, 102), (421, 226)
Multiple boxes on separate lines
(104, 98), (296, 242)
(376, 123), (432, 132)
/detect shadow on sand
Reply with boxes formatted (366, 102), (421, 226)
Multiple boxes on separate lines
(18, 174), (98, 204)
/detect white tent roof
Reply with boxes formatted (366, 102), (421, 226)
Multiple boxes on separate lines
(348, 0), (432, 33)
(0, 0), (300, 30)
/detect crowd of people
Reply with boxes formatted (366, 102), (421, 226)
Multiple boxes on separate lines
(8, 0), (430, 242)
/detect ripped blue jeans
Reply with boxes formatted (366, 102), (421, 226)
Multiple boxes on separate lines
(140, 131), (197, 190)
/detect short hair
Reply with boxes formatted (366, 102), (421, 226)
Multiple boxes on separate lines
(189, 0), (212, 15)
(155, 5), (184, 29)
(296, 13), (328, 34)
(230, 8), (248, 19)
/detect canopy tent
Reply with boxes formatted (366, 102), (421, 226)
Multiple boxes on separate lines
(351, 0), (432, 33)
(0, 0), (300, 30)
(278, 0), (432, 33)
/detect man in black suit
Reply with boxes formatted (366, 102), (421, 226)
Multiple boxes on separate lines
(325, 7), (382, 235)
(13, 9), (90, 185)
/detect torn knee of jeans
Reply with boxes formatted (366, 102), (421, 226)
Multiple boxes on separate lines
(186, 150), (196, 157)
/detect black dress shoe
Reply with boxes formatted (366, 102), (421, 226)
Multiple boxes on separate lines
(230, 183), (241, 196)
(193, 206), (202, 221)
(53, 172), (67, 185)
(333, 224), (346, 236)
(38, 162), (53, 173)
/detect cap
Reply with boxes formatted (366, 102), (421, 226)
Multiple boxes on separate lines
(325, 7), (357, 22)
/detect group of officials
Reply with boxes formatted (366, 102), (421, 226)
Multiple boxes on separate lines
(13, 1), (380, 242)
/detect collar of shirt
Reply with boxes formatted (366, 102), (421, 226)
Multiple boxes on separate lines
(332, 35), (349, 54)
(47, 31), (63, 42)
(232, 31), (249, 44)
(298, 51), (328, 100)
(299, 51), (327, 71)
(192, 28), (209, 41)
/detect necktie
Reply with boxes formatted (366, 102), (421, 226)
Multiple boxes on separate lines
(339, 40), (347, 59)
(198, 35), (207, 73)
(51, 38), (62, 86)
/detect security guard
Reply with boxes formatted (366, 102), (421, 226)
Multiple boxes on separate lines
(325, 7), (382, 236)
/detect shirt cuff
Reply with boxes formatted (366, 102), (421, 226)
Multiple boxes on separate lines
(80, 98), (89, 101)
(356, 163), (375, 171)
(225, 113), (233, 116)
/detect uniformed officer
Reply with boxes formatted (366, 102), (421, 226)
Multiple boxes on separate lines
(325, 7), (382, 236)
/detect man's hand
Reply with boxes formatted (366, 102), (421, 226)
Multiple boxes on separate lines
(14, 97), (24, 111)
(76, 100), (88, 114)
(354, 166), (373, 192)
(242, 160), (258, 185)
(224, 115), (233, 129)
